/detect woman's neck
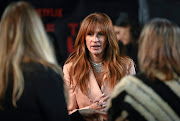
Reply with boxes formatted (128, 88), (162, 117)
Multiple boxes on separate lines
(89, 54), (104, 63)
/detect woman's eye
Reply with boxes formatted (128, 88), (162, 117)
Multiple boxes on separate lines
(88, 33), (93, 36)
(98, 32), (104, 36)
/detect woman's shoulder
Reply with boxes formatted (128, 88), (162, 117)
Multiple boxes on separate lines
(120, 55), (134, 64)
(22, 63), (63, 89)
(63, 62), (73, 71)
(118, 55), (136, 74)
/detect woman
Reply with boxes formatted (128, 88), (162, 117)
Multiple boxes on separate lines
(63, 12), (136, 118)
(107, 18), (180, 121)
(0, 2), (105, 121)
(113, 12), (140, 72)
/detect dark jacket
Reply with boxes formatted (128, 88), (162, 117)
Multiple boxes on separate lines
(0, 63), (84, 121)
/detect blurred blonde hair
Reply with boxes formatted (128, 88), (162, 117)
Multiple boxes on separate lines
(0, 1), (60, 108)
(138, 18), (180, 80)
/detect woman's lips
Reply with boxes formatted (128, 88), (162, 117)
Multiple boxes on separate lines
(91, 45), (100, 49)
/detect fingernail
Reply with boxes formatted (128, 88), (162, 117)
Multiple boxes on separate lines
(102, 102), (106, 105)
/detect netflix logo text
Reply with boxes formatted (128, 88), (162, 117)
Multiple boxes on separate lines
(36, 8), (63, 17)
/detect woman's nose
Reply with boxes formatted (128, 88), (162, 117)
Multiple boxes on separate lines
(92, 35), (99, 42)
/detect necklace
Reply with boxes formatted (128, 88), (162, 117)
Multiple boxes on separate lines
(89, 60), (105, 73)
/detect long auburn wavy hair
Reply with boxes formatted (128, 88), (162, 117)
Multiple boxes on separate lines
(0, 1), (60, 108)
(65, 12), (133, 95)
(138, 18), (180, 80)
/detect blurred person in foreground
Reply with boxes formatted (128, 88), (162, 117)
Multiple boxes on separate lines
(107, 18), (180, 121)
(0, 1), (105, 121)
(63, 12), (136, 120)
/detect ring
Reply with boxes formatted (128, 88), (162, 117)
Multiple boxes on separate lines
(98, 103), (102, 107)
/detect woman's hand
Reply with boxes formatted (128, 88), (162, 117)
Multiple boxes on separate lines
(89, 93), (109, 111)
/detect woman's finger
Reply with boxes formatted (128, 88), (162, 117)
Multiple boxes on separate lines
(99, 95), (109, 103)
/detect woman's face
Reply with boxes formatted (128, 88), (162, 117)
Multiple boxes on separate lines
(85, 25), (107, 60)
(114, 25), (131, 45)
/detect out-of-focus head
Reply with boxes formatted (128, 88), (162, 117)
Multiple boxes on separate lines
(114, 12), (139, 45)
(74, 12), (119, 59)
(0, 1), (58, 108)
(0, 1), (56, 64)
(114, 25), (131, 45)
(114, 13), (131, 45)
(138, 18), (180, 80)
